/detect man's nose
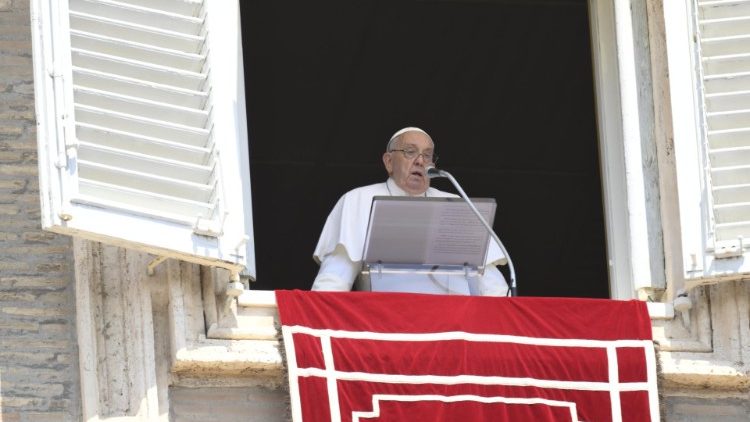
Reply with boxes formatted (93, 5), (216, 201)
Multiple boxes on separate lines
(414, 153), (427, 165)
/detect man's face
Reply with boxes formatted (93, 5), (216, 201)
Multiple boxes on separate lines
(382, 131), (434, 195)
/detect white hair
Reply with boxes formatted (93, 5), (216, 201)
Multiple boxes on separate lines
(386, 127), (432, 151)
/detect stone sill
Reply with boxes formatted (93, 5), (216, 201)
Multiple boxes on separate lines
(239, 290), (676, 320)
(659, 356), (750, 391)
(172, 336), (284, 387)
(646, 301), (674, 319)
(238, 289), (277, 307)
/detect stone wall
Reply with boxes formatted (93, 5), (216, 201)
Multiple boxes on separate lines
(0, 1), (81, 421)
(170, 387), (288, 422)
(662, 392), (750, 422)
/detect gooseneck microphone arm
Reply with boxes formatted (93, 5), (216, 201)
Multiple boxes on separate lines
(426, 165), (517, 297)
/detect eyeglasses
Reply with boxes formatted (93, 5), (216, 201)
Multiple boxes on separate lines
(389, 149), (438, 164)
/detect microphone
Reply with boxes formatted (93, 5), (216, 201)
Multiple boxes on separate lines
(426, 166), (447, 179)
(425, 165), (517, 297)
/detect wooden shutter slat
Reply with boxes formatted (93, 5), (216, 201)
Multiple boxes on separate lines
(77, 160), (215, 202)
(706, 108), (750, 130)
(70, 11), (205, 53)
(72, 67), (208, 108)
(77, 141), (213, 183)
(709, 146), (750, 166)
(713, 183), (750, 203)
(705, 89), (750, 111)
(78, 184), (214, 218)
(711, 165), (750, 189)
(74, 105), (210, 145)
(699, 0), (750, 243)
(70, 30), (206, 71)
(715, 221), (750, 240)
(70, 0), (203, 34)
(109, 0), (203, 17)
(76, 123), (212, 156)
(703, 52), (750, 75)
(71, 49), (206, 90)
(74, 86), (209, 127)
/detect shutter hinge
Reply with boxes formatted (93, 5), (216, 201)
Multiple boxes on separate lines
(713, 237), (745, 259)
(47, 65), (62, 79)
(63, 123), (78, 156)
(233, 235), (249, 258)
(47, 64), (78, 169)
(685, 252), (703, 274)
(54, 115), (78, 169)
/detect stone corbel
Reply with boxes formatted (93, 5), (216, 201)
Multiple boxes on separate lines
(656, 282), (750, 390)
(165, 262), (283, 387)
(201, 267), (279, 341)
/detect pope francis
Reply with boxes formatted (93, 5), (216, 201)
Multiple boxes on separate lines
(311, 127), (508, 296)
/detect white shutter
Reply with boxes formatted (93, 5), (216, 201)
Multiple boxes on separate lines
(665, 0), (750, 282)
(31, 0), (255, 277)
(698, 0), (750, 252)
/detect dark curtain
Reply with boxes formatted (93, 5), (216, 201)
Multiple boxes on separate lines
(241, 0), (608, 298)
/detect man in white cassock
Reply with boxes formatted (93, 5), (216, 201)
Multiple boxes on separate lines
(311, 127), (509, 296)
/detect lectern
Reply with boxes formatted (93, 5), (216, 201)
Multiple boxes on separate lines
(356, 196), (497, 295)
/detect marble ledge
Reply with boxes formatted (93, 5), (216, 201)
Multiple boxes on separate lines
(238, 290), (676, 321)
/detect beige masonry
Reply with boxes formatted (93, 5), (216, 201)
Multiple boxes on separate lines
(0, 1), (79, 420)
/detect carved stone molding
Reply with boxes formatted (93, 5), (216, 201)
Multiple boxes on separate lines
(74, 239), (162, 420)
(655, 282), (750, 390)
(73, 239), (284, 420)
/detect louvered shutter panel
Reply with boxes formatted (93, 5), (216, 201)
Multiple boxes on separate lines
(698, 0), (750, 253)
(31, 0), (255, 277)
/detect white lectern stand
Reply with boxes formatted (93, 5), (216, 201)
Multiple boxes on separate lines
(356, 196), (497, 296)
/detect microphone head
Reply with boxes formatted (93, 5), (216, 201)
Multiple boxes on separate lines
(426, 165), (443, 179)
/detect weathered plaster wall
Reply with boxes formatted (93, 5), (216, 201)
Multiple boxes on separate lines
(0, 1), (81, 420)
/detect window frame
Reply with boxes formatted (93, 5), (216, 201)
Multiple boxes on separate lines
(589, 0), (668, 299)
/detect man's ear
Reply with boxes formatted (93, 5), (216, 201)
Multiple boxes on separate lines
(382, 151), (393, 175)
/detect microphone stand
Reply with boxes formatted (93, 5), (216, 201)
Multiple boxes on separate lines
(427, 167), (517, 296)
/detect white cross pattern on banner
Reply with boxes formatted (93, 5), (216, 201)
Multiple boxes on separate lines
(282, 325), (659, 422)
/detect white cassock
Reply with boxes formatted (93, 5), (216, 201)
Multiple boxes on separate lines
(312, 178), (509, 296)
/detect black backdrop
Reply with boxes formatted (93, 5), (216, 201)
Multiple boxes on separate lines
(240, 0), (609, 298)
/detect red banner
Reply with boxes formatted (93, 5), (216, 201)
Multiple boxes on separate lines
(276, 290), (658, 422)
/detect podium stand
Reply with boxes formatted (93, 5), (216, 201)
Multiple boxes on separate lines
(355, 196), (497, 295)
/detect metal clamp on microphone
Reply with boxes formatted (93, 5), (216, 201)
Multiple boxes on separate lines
(426, 165), (517, 297)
